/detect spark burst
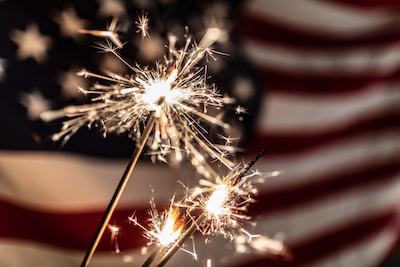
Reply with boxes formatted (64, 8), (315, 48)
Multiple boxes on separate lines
(188, 154), (272, 240)
(41, 26), (234, 173)
(155, 150), (287, 267)
(129, 198), (184, 247)
(129, 198), (188, 267)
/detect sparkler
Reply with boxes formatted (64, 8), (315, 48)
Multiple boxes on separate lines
(155, 150), (266, 267)
(129, 198), (184, 267)
(41, 18), (235, 266)
(41, 26), (234, 171)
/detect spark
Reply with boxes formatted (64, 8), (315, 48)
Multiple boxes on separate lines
(205, 183), (229, 215)
(235, 105), (248, 114)
(136, 11), (149, 37)
(129, 198), (183, 248)
(108, 224), (120, 253)
(78, 16), (123, 48)
(233, 234), (291, 260)
(41, 26), (235, 173)
(185, 152), (273, 240)
(196, 165), (260, 239)
(155, 151), (274, 267)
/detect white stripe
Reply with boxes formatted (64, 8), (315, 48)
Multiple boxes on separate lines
(244, 40), (400, 76)
(255, 128), (400, 194)
(2, 125), (400, 210)
(252, 175), (400, 245)
(229, 220), (398, 267)
(0, 240), (150, 267)
(0, 150), (191, 212)
(254, 128), (400, 192)
(305, 225), (398, 267)
(246, 0), (400, 38)
(258, 81), (400, 134)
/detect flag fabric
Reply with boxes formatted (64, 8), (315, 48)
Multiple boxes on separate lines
(1, 0), (400, 267)
(238, 0), (400, 266)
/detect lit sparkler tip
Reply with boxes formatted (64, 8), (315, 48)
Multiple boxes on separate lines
(205, 183), (229, 215)
(158, 209), (183, 246)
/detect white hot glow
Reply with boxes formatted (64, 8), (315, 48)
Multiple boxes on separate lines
(139, 69), (181, 110)
(206, 183), (229, 215)
(159, 212), (182, 246)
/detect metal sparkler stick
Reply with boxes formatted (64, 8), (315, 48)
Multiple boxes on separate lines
(155, 150), (266, 267)
(142, 245), (165, 267)
(81, 112), (157, 267)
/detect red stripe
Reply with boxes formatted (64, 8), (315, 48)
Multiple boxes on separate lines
(237, 12), (400, 47)
(255, 67), (400, 95)
(248, 161), (400, 216)
(0, 201), (156, 251)
(249, 112), (400, 156)
(323, 0), (400, 9)
(234, 211), (400, 267)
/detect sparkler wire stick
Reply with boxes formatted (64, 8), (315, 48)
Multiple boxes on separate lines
(155, 149), (266, 267)
(142, 245), (164, 267)
(81, 112), (157, 267)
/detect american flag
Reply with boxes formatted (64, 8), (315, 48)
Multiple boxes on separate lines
(1, 0), (400, 266)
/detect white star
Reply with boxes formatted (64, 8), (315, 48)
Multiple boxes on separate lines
(19, 89), (52, 120)
(52, 5), (88, 41)
(10, 23), (52, 64)
(97, 0), (126, 17)
(0, 58), (7, 82)
(57, 67), (88, 100)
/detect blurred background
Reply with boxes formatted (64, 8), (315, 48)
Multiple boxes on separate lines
(1, 0), (400, 266)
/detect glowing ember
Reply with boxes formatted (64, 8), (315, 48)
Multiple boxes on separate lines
(129, 199), (183, 248)
(205, 183), (229, 215)
(158, 210), (183, 246)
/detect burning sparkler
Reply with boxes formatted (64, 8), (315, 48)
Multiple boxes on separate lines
(41, 25), (234, 172)
(129, 197), (185, 267)
(154, 150), (281, 267)
(41, 17), (235, 267)
(129, 198), (184, 247)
